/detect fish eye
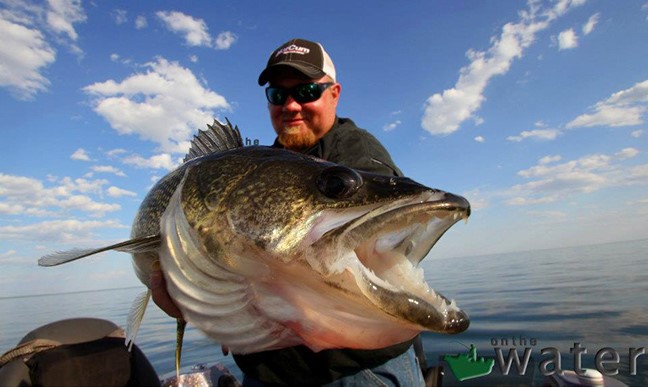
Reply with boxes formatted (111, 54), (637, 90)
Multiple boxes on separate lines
(317, 166), (363, 199)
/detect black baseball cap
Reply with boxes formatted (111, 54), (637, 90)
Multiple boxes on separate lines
(258, 38), (337, 86)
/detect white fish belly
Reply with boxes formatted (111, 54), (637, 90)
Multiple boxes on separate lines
(159, 184), (301, 354)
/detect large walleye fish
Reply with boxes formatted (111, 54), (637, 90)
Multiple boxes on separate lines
(39, 120), (470, 360)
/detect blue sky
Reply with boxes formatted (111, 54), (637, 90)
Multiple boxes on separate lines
(1, 0), (647, 297)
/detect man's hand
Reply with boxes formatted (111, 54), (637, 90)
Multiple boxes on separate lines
(150, 261), (183, 318)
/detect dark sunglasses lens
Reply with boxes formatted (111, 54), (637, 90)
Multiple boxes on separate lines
(266, 83), (331, 105)
(266, 88), (286, 105)
(294, 84), (320, 103)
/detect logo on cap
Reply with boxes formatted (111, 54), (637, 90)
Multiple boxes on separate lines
(276, 44), (310, 57)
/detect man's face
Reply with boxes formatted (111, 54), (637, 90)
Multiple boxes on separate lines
(267, 68), (340, 151)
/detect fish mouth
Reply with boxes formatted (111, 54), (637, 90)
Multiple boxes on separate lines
(311, 191), (470, 334)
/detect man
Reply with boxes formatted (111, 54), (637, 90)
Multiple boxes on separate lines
(151, 38), (424, 386)
(259, 39), (402, 178)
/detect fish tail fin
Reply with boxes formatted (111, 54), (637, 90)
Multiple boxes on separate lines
(175, 318), (187, 380)
(125, 289), (151, 351)
(38, 235), (161, 267)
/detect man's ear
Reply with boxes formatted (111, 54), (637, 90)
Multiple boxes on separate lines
(330, 83), (341, 105)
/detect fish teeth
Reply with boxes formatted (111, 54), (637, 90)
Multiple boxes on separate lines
(438, 298), (447, 312)
(413, 267), (424, 283)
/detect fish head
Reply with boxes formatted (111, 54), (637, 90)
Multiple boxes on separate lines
(172, 146), (470, 352)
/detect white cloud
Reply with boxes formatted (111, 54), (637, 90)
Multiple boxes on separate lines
(0, 0), (86, 99)
(626, 164), (648, 184)
(0, 202), (32, 215)
(106, 148), (127, 157)
(383, 120), (401, 132)
(0, 17), (56, 99)
(506, 196), (558, 206)
(0, 173), (120, 218)
(567, 105), (644, 128)
(0, 219), (126, 243)
(631, 129), (644, 138)
(606, 79), (648, 105)
(55, 176), (107, 195)
(91, 165), (126, 177)
(582, 13), (600, 35)
(0, 173), (45, 198)
(122, 153), (178, 170)
(0, 249), (19, 264)
(113, 9), (127, 25)
(70, 148), (90, 161)
(135, 15), (147, 29)
(615, 147), (639, 160)
(155, 11), (237, 51)
(557, 28), (578, 50)
(57, 195), (120, 216)
(421, 0), (584, 135)
(107, 186), (137, 198)
(156, 11), (211, 47)
(505, 148), (648, 206)
(507, 128), (561, 142)
(83, 57), (230, 153)
(214, 31), (237, 50)
(566, 80), (648, 128)
(45, 0), (86, 53)
(474, 135), (485, 143)
(46, 0), (86, 40)
(628, 197), (648, 206)
(539, 155), (562, 165)
(108, 53), (131, 65)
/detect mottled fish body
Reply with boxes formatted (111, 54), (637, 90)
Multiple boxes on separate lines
(39, 120), (471, 356)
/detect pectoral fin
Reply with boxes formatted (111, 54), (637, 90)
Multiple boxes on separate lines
(38, 235), (161, 266)
(125, 289), (151, 351)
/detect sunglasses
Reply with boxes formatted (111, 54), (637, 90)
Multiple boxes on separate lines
(265, 83), (334, 105)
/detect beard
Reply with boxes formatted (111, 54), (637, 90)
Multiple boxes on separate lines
(277, 125), (318, 151)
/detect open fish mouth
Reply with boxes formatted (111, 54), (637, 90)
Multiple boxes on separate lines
(311, 190), (471, 334)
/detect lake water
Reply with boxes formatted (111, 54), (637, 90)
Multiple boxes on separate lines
(1, 239), (647, 386)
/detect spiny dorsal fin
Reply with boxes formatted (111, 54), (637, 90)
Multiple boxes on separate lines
(183, 118), (244, 163)
(38, 235), (161, 267)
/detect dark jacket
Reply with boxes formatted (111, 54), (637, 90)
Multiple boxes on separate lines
(233, 117), (413, 385)
(272, 117), (403, 177)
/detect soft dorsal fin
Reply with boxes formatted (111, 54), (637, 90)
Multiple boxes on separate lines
(38, 235), (161, 267)
(183, 118), (244, 163)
